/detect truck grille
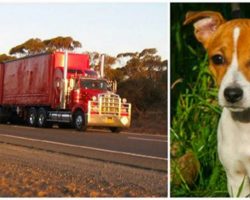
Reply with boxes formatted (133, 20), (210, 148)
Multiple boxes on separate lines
(99, 93), (120, 115)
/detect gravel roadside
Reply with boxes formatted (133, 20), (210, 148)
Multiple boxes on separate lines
(0, 143), (167, 197)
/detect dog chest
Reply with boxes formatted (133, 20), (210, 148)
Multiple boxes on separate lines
(218, 109), (250, 168)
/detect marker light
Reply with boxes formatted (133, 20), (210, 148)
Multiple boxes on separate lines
(121, 117), (129, 125)
(122, 98), (127, 103)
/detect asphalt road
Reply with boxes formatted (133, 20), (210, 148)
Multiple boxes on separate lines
(0, 143), (167, 197)
(0, 124), (167, 171)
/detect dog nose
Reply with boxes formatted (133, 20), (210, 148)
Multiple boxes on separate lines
(224, 87), (243, 103)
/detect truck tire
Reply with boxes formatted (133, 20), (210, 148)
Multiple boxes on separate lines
(27, 107), (37, 127)
(109, 127), (121, 133)
(37, 107), (51, 128)
(0, 107), (7, 124)
(73, 110), (87, 131)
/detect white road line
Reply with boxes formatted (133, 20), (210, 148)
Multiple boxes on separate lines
(7, 125), (36, 130)
(0, 134), (167, 161)
(122, 131), (167, 138)
(0, 125), (167, 138)
(128, 136), (167, 143)
(89, 128), (167, 138)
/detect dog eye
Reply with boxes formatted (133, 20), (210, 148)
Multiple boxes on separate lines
(211, 55), (225, 65)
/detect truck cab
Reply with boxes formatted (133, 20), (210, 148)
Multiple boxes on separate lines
(67, 77), (131, 132)
(49, 52), (131, 132)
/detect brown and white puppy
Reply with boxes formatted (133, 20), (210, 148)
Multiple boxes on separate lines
(184, 11), (250, 197)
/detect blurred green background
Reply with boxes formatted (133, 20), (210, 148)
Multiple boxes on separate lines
(170, 3), (250, 197)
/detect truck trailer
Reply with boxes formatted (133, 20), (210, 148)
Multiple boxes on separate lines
(0, 52), (131, 132)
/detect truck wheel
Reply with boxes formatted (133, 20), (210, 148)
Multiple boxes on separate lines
(109, 127), (121, 133)
(0, 107), (7, 124)
(37, 108), (48, 128)
(73, 110), (86, 131)
(27, 107), (37, 127)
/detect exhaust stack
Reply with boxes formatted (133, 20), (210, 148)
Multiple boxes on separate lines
(61, 51), (68, 109)
(100, 54), (105, 78)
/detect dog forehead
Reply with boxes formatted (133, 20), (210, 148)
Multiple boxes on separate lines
(236, 23), (250, 51)
(208, 19), (250, 51)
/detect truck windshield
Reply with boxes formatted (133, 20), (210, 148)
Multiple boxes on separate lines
(80, 80), (108, 90)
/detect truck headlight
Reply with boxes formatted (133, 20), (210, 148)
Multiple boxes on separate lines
(122, 98), (127, 103)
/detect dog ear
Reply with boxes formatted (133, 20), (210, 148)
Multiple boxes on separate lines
(183, 11), (226, 49)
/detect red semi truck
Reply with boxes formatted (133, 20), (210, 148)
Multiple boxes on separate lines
(0, 51), (131, 132)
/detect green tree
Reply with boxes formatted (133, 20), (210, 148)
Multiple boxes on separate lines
(118, 48), (164, 80)
(105, 67), (125, 82)
(9, 38), (45, 56)
(117, 48), (167, 115)
(43, 36), (82, 52)
(0, 54), (16, 62)
(9, 36), (82, 57)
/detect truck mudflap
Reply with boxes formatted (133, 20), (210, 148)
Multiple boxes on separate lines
(87, 93), (131, 128)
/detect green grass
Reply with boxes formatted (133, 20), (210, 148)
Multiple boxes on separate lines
(170, 55), (228, 197)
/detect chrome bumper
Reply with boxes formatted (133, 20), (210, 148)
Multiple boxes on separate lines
(87, 114), (131, 128)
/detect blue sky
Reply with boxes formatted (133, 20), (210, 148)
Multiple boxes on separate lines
(0, 3), (168, 59)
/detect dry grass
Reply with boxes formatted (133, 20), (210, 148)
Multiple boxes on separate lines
(129, 109), (167, 135)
